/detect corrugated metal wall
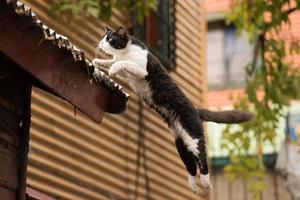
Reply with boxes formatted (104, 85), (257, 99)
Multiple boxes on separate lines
(22, 0), (207, 199)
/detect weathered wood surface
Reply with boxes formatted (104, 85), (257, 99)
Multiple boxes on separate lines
(0, 52), (32, 200)
(0, 0), (128, 123)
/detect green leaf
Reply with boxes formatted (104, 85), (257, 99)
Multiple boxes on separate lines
(50, 0), (156, 23)
(87, 6), (99, 17)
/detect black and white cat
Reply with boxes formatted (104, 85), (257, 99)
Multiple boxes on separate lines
(92, 26), (253, 193)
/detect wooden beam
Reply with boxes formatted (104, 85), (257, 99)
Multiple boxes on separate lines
(0, 0), (128, 122)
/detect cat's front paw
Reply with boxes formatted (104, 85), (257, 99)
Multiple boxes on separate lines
(109, 63), (124, 77)
(92, 58), (114, 68)
(109, 65), (121, 77)
(92, 58), (101, 67)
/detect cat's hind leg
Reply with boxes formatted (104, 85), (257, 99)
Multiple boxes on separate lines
(174, 137), (198, 193)
(171, 125), (198, 193)
(173, 117), (212, 191)
(195, 138), (212, 191)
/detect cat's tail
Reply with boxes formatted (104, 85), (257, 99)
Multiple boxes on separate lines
(196, 108), (253, 124)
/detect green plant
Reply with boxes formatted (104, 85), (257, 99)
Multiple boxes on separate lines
(51, 0), (157, 24)
(221, 0), (300, 199)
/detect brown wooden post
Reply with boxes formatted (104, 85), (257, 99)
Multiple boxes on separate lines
(0, 53), (32, 200)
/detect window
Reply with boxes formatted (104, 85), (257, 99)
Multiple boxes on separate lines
(133, 0), (175, 69)
(206, 21), (254, 89)
(286, 112), (300, 142)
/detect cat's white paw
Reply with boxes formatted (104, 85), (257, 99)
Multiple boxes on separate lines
(92, 58), (101, 67)
(200, 173), (212, 191)
(109, 65), (122, 77)
(93, 58), (114, 68)
(188, 175), (198, 194)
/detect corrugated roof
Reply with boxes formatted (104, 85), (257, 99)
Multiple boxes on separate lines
(1, 0), (129, 122)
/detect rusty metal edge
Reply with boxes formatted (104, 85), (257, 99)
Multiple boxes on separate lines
(4, 0), (129, 115)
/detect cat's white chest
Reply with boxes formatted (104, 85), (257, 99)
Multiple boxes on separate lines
(115, 44), (150, 99)
(115, 45), (148, 67)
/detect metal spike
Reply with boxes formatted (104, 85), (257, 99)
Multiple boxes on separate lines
(60, 35), (68, 41)
(49, 28), (55, 35)
(72, 45), (80, 51)
(42, 24), (48, 30)
(24, 5), (30, 10)
(55, 33), (63, 39)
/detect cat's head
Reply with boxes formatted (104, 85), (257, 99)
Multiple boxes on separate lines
(98, 26), (129, 56)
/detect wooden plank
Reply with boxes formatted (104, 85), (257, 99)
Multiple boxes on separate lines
(177, 0), (202, 22)
(31, 101), (190, 178)
(175, 7), (201, 36)
(175, 22), (202, 46)
(175, 40), (203, 68)
(29, 129), (193, 195)
(215, 170), (230, 200)
(263, 171), (276, 200)
(276, 174), (291, 200)
(175, 48), (203, 74)
(175, 32), (202, 58)
(0, 1), (127, 120)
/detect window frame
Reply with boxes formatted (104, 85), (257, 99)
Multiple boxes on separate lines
(132, 0), (176, 70)
(207, 21), (253, 90)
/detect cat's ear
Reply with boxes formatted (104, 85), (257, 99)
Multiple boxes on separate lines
(116, 26), (127, 37)
(105, 25), (113, 33)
